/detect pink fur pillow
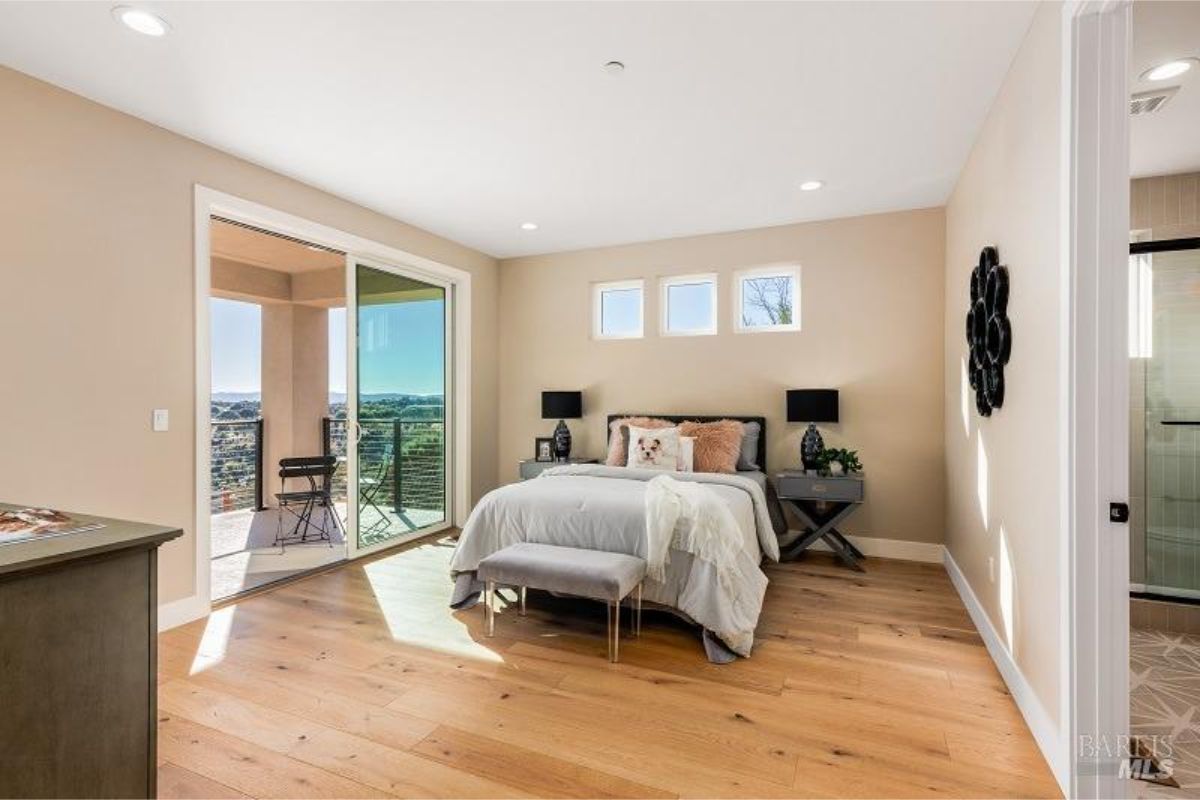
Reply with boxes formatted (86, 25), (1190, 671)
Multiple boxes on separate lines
(679, 419), (744, 473)
(606, 417), (674, 465)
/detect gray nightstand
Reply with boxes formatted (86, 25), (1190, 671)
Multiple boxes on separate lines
(518, 458), (598, 480)
(775, 471), (866, 570)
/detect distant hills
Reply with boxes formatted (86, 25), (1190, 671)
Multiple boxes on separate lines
(212, 392), (442, 403)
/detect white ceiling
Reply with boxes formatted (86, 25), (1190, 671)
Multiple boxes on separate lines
(1131, 1), (1200, 179)
(0, 1), (1037, 258)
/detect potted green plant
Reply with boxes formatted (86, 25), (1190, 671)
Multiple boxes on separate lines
(815, 447), (863, 477)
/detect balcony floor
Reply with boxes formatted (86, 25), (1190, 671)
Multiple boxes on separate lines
(210, 503), (446, 600)
(211, 506), (346, 600)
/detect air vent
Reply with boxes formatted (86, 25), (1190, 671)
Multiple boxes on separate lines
(1131, 87), (1179, 116)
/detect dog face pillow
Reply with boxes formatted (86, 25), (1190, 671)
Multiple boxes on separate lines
(627, 425), (681, 471)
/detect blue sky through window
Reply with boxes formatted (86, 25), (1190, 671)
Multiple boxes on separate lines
(329, 306), (346, 396)
(358, 299), (445, 396)
(210, 297), (261, 394)
(666, 281), (713, 332)
(601, 288), (641, 336)
(740, 274), (796, 327)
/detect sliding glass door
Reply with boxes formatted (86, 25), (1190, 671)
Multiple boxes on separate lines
(348, 259), (450, 554)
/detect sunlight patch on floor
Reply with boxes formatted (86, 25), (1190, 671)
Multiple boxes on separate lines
(362, 557), (503, 663)
(188, 605), (237, 675)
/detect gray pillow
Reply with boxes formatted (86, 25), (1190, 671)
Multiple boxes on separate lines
(737, 421), (761, 470)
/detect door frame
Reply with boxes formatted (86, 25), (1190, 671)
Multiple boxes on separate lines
(1066, 1), (1131, 797)
(345, 254), (455, 558)
(185, 185), (472, 627)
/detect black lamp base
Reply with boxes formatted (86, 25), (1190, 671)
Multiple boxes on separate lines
(553, 419), (572, 461)
(800, 423), (824, 472)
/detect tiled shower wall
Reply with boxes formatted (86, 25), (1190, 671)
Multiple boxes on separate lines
(1132, 172), (1200, 239)
(1131, 172), (1200, 596)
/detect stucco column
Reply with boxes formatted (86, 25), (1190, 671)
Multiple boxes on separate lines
(291, 305), (330, 459)
(260, 304), (331, 505)
(260, 304), (294, 505)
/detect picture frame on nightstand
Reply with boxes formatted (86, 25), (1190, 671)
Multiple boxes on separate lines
(534, 437), (554, 462)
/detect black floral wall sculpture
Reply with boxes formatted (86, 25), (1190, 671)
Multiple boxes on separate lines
(966, 246), (1011, 417)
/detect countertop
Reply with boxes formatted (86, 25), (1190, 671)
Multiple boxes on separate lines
(0, 502), (182, 576)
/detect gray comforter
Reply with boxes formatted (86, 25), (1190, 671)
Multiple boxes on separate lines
(449, 464), (779, 660)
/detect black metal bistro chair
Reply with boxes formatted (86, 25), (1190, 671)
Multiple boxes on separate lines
(358, 443), (393, 537)
(274, 455), (343, 547)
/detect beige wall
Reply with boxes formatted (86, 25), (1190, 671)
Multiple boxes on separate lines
(211, 257), (291, 304)
(943, 0), (1064, 732)
(0, 66), (500, 605)
(498, 207), (946, 545)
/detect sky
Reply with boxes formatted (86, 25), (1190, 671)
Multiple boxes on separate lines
(666, 281), (714, 331)
(329, 306), (346, 395)
(601, 287), (641, 335)
(210, 297), (261, 393)
(602, 281), (716, 335)
(358, 299), (444, 396)
(209, 297), (443, 398)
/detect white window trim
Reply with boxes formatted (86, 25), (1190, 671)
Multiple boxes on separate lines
(659, 272), (718, 337)
(592, 279), (645, 340)
(733, 264), (801, 333)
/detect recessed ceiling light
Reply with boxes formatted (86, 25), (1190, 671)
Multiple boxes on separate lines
(1141, 59), (1196, 82)
(112, 5), (170, 37)
(520, 222), (539, 231)
(603, 61), (625, 76)
(799, 180), (824, 192)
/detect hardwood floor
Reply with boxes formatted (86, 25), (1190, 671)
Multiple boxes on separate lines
(158, 534), (1061, 799)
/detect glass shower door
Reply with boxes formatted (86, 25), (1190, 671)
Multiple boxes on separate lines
(349, 259), (449, 554)
(1141, 242), (1200, 598)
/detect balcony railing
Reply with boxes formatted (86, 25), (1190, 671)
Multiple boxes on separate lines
(210, 412), (443, 519)
(210, 419), (264, 514)
(323, 410), (444, 514)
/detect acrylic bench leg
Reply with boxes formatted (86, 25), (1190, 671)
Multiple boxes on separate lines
(485, 581), (495, 637)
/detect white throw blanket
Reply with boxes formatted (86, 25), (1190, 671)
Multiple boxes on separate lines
(449, 464), (774, 657)
(643, 474), (742, 591)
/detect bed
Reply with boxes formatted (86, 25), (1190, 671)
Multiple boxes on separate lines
(449, 414), (782, 662)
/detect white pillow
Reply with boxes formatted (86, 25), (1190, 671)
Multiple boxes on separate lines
(678, 436), (695, 472)
(627, 425), (681, 471)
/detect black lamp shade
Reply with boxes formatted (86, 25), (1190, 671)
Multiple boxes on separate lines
(787, 389), (839, 423)
(542, 391), (583, 420)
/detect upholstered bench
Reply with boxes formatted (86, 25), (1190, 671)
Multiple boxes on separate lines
(476, 543), (646, 662)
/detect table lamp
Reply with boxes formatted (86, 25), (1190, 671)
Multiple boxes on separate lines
(787, 389), (839, 472)
(542, 391), (583, 461)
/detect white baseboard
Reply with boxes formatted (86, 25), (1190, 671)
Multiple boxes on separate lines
(804, 533), (945, 563)
(943, 548), (1067, 792)
(158, 594), (209, 632)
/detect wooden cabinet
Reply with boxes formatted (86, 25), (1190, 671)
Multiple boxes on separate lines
(0, 508), (181, 799)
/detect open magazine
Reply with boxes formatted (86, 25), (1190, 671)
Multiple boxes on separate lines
(0, 508), (104, 545)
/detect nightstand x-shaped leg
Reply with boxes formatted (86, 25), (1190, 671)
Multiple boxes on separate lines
(780, 499), (865, 570)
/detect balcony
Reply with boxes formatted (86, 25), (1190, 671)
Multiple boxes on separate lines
(210, 419), (264, 514)
(209, 412), (444, 559)
(322, 409), (445, 546)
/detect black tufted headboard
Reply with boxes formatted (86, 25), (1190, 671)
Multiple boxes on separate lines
(605, 414), (768, 473)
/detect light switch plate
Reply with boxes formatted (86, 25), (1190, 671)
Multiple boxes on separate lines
(152, 409), (169, 432)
